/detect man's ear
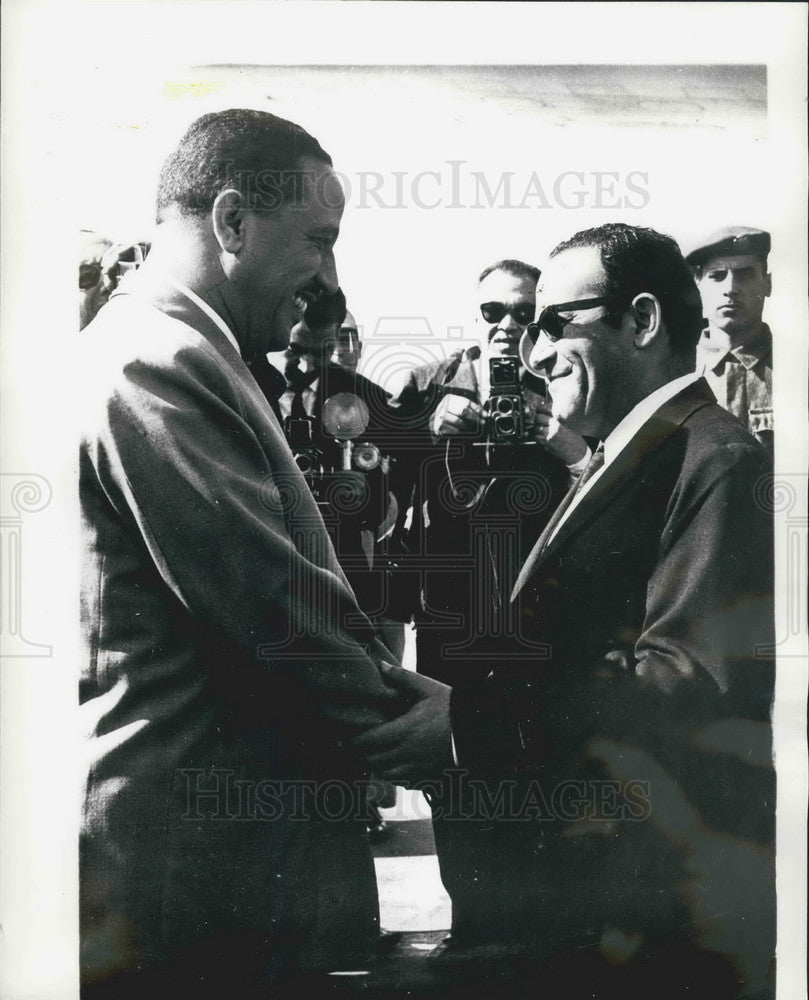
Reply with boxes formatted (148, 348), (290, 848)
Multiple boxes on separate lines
(211, 189), (246, 254)
(629, 293), (663, 349)
(764, 272), (772, 298)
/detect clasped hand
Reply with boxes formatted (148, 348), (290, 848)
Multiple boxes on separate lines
(353, 664), (453, 787)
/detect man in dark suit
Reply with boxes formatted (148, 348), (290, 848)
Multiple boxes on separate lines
(360, 224), (774, 999)
(78, 109), (452, 997)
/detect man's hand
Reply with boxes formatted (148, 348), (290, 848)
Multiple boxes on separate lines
(524, 393), (589, 467)
(353, 665), (453, 786)
(430, 393), (483, 437)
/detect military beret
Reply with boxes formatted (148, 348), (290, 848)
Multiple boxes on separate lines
(684, 226), (771, 268)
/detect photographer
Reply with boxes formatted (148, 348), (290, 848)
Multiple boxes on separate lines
(393, 259), (586, 688)
(253, 289), (408, 661)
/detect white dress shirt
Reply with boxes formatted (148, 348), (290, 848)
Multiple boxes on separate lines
(265, 351), (320, 419)
(546, 372), (701, 545)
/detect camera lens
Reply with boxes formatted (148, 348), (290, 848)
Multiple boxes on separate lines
(496, 397), (514, 415)
(353, 443), (381, 472)
(494, 415), (516, 438)
(295, 453), (313, 475)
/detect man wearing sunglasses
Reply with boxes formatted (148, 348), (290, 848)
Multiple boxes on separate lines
(392, 258), (584, 685)
(366, 224), (774, 997)
(426, 259), (538, 438)
(79, 229), (114, 330)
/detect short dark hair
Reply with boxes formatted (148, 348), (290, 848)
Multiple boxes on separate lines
(478, 259), (541, 287)
(156, 108), (332, 223)
(550, 223), (703, 356)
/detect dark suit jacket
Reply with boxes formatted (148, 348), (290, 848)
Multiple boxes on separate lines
(391, 350), (570, 682)
(450, 380), (774, 994)
(78, 270), (406, 988)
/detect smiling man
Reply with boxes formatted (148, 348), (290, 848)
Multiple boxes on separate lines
(686, 227), (773, 457)
(369, 224), (775, 998)
(78, 109), (451, 997)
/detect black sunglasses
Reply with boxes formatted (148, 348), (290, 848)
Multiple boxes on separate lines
(479, 301), (536, 327)
(525, 297), (611, 341)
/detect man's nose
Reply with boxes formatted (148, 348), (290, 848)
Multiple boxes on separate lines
(318, 248), (339, 296)
(719, 272), (738, 295)
(528, 334), (557, 372)
(498, 310), (522, 334)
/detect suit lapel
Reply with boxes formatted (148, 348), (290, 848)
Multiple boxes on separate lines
(512, 380), (716, 598)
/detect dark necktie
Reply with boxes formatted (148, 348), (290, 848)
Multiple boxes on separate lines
(511, 443), (605, 600)
(286, 368), (318, 420)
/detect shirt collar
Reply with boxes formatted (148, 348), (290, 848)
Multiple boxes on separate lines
(698, 324), (772, 372)
(603, 372), (701, 466)
(164, 275), (242, 358)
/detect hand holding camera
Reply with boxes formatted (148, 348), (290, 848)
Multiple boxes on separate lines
(528, 395), (590, 467)
(482, 356), (589, 466)
(430, 393), (484, 437)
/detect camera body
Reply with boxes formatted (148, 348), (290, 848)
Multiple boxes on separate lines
(284, 405), (387, 511)
(286, 416), (324, 479)
(484, 356), (535, 445)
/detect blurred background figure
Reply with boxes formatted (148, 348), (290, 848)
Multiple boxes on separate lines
(79, 230), (113, 330)
(330, 308), (362, 372)
(79, 232), (151, 330)
(686, 226), (773, 458)
(256, 289), (409, 664)
(106, 240), (151, 290)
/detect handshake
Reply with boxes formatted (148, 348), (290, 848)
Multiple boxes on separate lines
(353, 664), (454, 787)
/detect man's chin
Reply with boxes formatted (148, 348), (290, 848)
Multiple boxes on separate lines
(713, 317), (751, 337)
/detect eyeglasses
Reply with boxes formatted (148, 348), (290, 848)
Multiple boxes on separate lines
(479, 301), (536, 327)
(526, 297), (611, 341)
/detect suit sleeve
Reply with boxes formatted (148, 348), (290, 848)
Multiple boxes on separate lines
(85, 340), (404, 733)
(635, 440), (773, 708)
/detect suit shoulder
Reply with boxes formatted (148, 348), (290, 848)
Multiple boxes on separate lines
(683, 402), (769, 463)
(81, 296), (215, 367)
(78, 297), (245, 434)
(667, 402), (771, 501)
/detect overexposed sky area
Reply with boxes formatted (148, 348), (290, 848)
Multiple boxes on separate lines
(72, 62), (779, 387)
